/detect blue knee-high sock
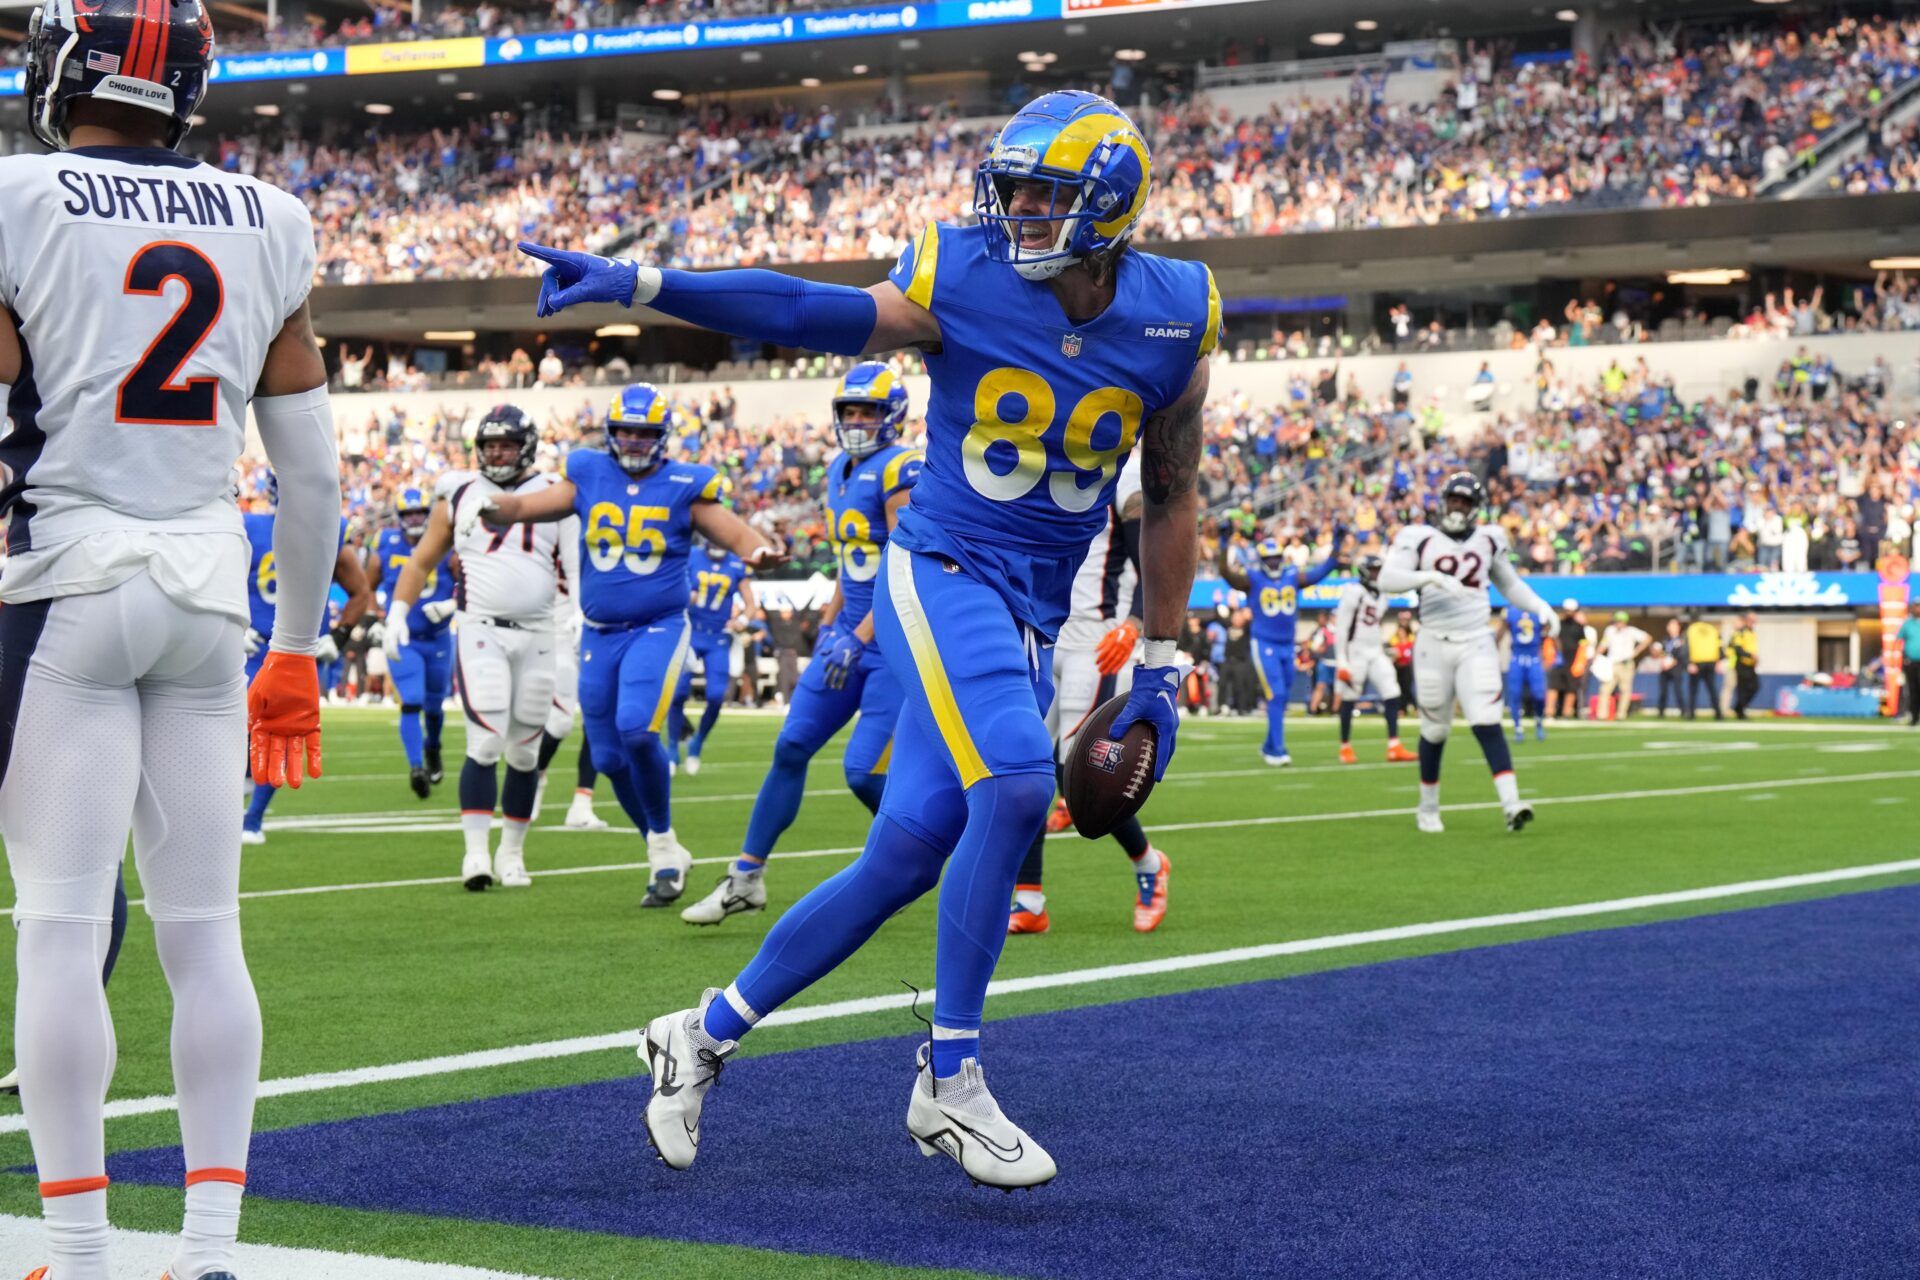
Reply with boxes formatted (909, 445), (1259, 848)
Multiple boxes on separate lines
(740, 735), (816, 865)
(1418, 737), (1445, 785)
(425, 710), (445, 751)
(501, 765), (540, 821)
(243, 783), (275, 832)
(1509, 683), (1524, 732)
(1383, 699), (1400, 740)
(845, 768), (886, 815)
(460, 757), (499, 814)
(1266, 695), (1288, 756)
(689, 697), (724, 756)
(1471, 723), (1515, 775)
(933, 772), (1053, 1074)
(622, 728), (673, 833)
(398, 703), (425, 768)
(103, 870), (128, 987)
(601, 761), (650, 833)
(713, 815), (947, 1043)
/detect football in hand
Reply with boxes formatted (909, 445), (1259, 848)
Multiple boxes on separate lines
(1062, 692), (1159, 840)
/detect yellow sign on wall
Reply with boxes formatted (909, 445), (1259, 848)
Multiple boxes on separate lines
(345, 38), (486, 75)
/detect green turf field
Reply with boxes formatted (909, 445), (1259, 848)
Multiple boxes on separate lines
(1, 705), (1915, 1277)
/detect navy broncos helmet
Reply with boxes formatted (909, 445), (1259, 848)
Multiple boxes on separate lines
(26, 0), (215, 151)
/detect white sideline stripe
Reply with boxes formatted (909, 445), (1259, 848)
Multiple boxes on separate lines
(6, 855), (1919, 1137)
(6, 770), (1912, 918)
(259, 741), (1820, 830)
(0, 1212), (540, 1278)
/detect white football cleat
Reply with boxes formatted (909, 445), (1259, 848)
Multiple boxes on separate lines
(684, 754), (702, 776)
(462, 849), (494, 892)
(681, 872), (767, 926)
(641, 990), (736, 1171)
(240, 828), (266, 846)
(495, 852), (532, 888)
(0, 1066), (17, 1094)
(1262, 753), (1292, 767)
(906, 1043), (1056, 1191)
(641, 831), (694, 907)
(1416, 809), (1446, 834)
(1504, 802), (1535, 833)
(564, 791), (608, 830)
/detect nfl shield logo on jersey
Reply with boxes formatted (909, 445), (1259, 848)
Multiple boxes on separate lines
(1061, 332), (1082, 358)
(1087, 738), (1124, 774)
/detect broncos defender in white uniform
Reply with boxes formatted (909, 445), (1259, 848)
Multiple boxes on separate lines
(386, 406), (580, 891)
(1331, 554), (1419, 765)
(0, 3), (340, 1276)
(1008, 455), (1173, 935)
(1378, 473), (1558, 834)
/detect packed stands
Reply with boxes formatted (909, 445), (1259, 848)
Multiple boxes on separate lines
(178, 14), (1920, 284)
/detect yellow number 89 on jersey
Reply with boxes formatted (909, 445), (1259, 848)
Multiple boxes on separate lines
(962, 368), (1142, 513)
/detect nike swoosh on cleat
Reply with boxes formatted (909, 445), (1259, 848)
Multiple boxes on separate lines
(652, 1034), (684, 1097)
(936, 1109), (1025, 1162)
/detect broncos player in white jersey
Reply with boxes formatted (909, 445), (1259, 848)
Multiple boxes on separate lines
(1330, 554), (1418, 766)
(386, 406), (580, 891)
(1008, 455), (1173, 935)
(1378, 473), (1558, 834)
(0, 1), (340, 1275)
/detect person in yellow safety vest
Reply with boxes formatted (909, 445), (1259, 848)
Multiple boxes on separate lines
(1685, 615), (1724, 721)
(1728, 612), (1761, 720)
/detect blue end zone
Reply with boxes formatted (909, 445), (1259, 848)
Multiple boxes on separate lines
(110, 887), (1920, 1278)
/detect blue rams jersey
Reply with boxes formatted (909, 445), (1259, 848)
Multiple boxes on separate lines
(1506, 606), (1545, 660)
(565, 448), (723, 627)
(884, 221), (1217, 636)
(826, 443), (921, 627)
(245, 513), (347, 636)
(1246, 556), (1335, 644)
(376, 527), (455, 637)
(686, 546), (749, 634)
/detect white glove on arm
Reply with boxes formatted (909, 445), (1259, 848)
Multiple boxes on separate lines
(384, 602), (412, 661)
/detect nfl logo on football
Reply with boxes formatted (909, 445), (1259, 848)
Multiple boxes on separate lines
(1061, 332), (1082, 358)
(1088, 737), (1124, 774)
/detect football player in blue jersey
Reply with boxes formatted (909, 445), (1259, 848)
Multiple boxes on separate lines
(464, 384), (785, 907)
(667, 536), (756, 776)
(1214, 529), (1342, 766)
(376, 486), (458, 797)
(679, 361), (920, 927)
(242, 481), (374, 843)
(522, 89), (1213, 1188)
(1500, 603), (1549, 742)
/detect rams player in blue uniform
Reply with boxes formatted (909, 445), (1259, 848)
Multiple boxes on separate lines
(1214, 530), (1340, 766)
(667, 537), (755, 775)
(376, 486), (458, 797)
(524, 89), (1213, 1188)
(242, 483), (373, 843)
(1500, 603), (1548, 741)
(466, 384), (785, 907)
(680, 361), (920, 927)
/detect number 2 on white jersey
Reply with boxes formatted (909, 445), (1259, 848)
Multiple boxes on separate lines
(116, 241), (224, 428)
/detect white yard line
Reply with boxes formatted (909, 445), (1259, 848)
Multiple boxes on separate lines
(4, 769), (1913, 918)
(5, 854), (1917, 1137)
(0, 1212), (541, 1278)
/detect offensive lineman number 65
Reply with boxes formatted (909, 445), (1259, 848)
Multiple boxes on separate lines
(116, 241), (224, 427)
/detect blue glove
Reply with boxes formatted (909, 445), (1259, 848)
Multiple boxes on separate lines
(519, 242), (638, 318)
(1108, 662), (1182, 782)
(816, 628), (864, 691)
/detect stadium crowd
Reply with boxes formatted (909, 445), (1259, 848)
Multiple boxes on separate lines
(180, 13), (1920, 285)
(277, 342), (1920, 594)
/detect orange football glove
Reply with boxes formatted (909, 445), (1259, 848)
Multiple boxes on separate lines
(1336, 666), (1353, 686)
(248, 651), (323, 790)
(1095, 620), (1140, 676)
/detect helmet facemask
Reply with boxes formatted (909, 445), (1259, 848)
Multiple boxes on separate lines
(833, 400), (890, 459)
(1439, 495), (1478, 538)
(609, 423), (667, 475)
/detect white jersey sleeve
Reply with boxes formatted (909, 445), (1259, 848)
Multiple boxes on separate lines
(1333, 584), (1360, 668)
(448, 473), (567, 625)
(1394, 523), (1503, 636)
(0, 152), (315, 547)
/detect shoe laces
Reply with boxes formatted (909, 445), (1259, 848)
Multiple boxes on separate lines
(903, 979), (936, 1098)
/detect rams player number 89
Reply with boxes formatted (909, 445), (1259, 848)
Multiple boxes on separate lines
(520, 88), (1216, 1191)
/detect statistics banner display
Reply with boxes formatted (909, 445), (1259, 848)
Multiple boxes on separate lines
(0, 0), (1065, 95)
(1188, 571), (1920, 613)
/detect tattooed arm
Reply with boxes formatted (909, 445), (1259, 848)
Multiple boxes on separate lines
(1137, 356), (1209, 646)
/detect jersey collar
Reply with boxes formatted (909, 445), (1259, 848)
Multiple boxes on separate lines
(68, 145), (201, 170)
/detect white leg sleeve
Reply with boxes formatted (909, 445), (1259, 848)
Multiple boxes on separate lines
(1415, 634), (1456, 743)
